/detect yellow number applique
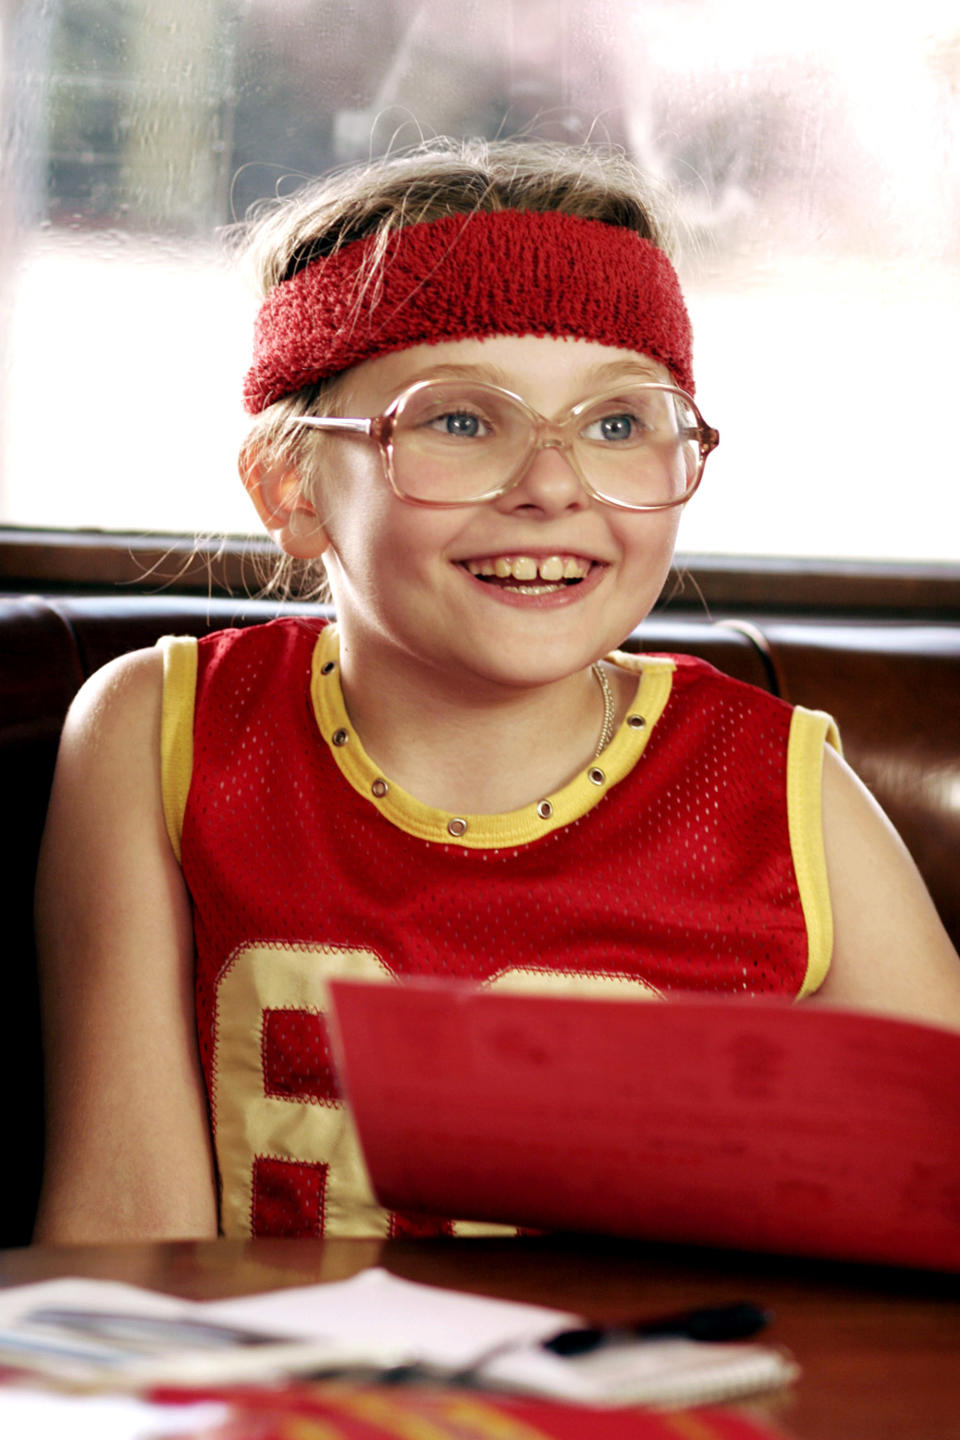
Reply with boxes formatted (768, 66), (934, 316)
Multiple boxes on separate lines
(213, 943), (393, 1237)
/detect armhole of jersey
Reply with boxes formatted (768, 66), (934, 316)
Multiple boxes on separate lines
(788, 706), (842, 999)
(157, 635), (198, 864)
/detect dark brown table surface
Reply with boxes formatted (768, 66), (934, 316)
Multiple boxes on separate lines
(2, 1235), (959, 1439)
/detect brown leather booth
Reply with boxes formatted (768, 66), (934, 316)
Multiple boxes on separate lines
(2, 593), (958, 1248)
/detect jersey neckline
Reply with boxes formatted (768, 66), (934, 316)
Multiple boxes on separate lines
(309, 626), (676, 849)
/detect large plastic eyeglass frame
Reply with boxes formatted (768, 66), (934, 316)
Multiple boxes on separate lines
(290, 379), (719, 511)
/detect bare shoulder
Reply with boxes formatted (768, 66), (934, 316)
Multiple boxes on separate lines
(39, 646), (170, 893)
(57, 644), (164, 762)
(35, 642), (217, 1242)
(812, 744), (960, 1029)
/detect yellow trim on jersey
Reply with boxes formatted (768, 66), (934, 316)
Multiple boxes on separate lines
(310, 626), (676, 849)
(788, 706), (842, 998)
(157, 634), (198, 864)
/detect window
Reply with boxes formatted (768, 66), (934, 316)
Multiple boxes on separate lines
(2, 0), (958, 563)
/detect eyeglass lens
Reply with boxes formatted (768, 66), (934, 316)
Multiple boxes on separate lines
(390, 382), (704, 507)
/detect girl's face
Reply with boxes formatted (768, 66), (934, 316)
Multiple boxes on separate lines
(314, 334), (685, 699)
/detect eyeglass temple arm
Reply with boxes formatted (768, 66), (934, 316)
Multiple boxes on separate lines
(682, 424), (720, 454)
(293, 416), (374, 436)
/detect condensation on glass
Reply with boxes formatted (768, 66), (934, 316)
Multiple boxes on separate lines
(0, 0), (958, 558)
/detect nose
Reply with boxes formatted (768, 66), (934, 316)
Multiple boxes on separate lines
(496, 439), (589, 516)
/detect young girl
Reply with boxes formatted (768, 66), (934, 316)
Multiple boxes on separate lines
(34, 139), (960, 1243)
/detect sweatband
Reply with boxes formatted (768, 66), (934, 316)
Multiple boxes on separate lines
(243, 208), (693, 414)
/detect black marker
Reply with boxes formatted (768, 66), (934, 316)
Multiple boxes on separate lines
(542, 1301), (772, 1356)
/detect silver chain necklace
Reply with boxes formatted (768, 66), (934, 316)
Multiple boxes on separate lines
(590, 663), (616, 757)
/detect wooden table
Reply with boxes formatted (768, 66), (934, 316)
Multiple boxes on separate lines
(2, 1235), (959, 1439)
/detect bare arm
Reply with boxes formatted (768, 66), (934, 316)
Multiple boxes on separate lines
(811, 745), (960, 1029)
(34, 648), (218, 1242)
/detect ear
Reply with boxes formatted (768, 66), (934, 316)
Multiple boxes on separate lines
(239, 443), (330, 559)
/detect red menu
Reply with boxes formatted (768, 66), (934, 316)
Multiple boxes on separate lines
(329, 982), (960, 1271)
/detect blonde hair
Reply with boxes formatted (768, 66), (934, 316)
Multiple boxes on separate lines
(236, 137), (675, 599)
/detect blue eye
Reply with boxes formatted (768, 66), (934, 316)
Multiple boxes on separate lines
(430, 411), (489, 438)
(583, 411), (643, 443)
(579, 395), (667, 446)
(600, 414), (635, 441)
(446, 414), (489, 434)
(447, 413), (480, 436)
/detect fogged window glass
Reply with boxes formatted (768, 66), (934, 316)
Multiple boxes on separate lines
(2, 0), (958, 559)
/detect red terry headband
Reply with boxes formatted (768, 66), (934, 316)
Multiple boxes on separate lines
(243, 209), (694, 414)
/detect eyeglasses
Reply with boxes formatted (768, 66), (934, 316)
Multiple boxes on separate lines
(290, 379), (719, 511)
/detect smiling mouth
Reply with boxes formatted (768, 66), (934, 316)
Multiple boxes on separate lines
(461, 554), (593, 594)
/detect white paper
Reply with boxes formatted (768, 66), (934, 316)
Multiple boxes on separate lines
(0, 1389), (228, 1440)
(0, 1270), (578, 1388)
(0, 1279), (193, 1329)
(200, 1268), (578, 1370)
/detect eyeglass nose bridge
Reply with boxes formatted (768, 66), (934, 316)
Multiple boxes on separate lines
(536, 433), (567, 452)
(508, 413), (590, 494)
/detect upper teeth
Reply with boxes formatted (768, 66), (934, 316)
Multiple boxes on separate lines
(464, 555), (590, 582)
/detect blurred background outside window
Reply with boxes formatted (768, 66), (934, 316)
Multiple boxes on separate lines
(1, 0), (958, 562)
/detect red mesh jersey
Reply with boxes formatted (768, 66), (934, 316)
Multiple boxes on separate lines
(169, 617), (835, 1238)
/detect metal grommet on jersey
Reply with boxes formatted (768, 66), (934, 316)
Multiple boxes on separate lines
(447, 817), (468, 837)
(588, 767), (606, 786)
(628, 714), (646, 728)
(321, 660), (336, 675)
(537, 800), (554, 820)
(332, 728), (349, 746)
(371, 778), (389, 798)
